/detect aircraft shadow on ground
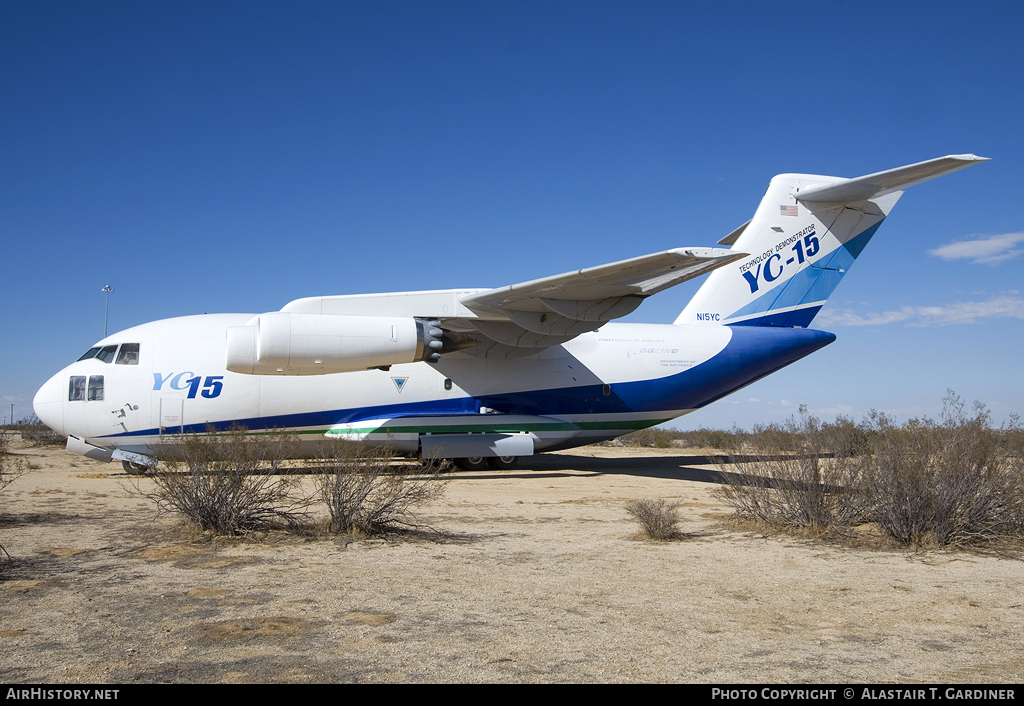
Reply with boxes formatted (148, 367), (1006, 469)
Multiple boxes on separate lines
(152, 451), (805, 488)
(496, 452), (816, 489)
(508, 452), (733, 483)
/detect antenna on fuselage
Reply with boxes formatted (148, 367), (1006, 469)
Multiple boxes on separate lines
(101, 285), (113, 337)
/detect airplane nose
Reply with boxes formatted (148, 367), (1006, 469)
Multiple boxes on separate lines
(33, 372), (65, 436)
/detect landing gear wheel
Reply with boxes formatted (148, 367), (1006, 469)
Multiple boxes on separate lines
(489, 456), (519, 470)
(121, 460), (151, 475)
(455, 456), (488, 471)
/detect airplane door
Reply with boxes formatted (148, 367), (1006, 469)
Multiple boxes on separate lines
(160, 398), (184, 435)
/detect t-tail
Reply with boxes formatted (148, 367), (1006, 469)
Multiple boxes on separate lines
(676, 154), (989, 328)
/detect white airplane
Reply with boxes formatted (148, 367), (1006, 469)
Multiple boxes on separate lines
(33, 154), (987, 473)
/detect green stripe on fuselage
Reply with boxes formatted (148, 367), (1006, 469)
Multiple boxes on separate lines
(325, 417), (670, 437)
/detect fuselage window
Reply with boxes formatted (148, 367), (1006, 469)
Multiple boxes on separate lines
(88, 375), (104, 401)
(115, 343), (140, 365)
(77, 347), (101, 362)
(96, 345), (118, 364)
(69, 376), (86, 401)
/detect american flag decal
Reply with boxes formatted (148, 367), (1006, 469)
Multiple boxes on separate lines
(780, 204), (798, 217)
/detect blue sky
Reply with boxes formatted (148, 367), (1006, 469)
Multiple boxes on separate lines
(2, 1), (1022, 430)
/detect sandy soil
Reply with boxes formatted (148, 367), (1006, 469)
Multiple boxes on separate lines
(1, 438), (1022, 684)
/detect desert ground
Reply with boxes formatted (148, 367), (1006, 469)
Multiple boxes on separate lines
(1, 438), (1022, 684)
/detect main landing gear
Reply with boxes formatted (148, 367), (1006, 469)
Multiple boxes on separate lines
(454, 456), (520, 471)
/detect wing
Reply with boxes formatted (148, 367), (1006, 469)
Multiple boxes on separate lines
(280, 247), (745, 356)
(454, 247), (745, 347)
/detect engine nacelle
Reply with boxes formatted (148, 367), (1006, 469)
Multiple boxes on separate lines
(226, 313), (443, 375)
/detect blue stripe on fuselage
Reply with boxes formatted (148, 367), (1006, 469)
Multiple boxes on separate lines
(102, 326), (834, 437)
(608, 325), (834, 412)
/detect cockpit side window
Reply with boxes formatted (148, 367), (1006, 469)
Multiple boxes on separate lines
(115, 343), (140, 365)
(69, 376), (86, 401)
(88, 375), (104, 401)
(77, 347), (101, 362)
(96, 345), (118, 364)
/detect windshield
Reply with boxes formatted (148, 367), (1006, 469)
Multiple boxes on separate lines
(95, 345), (118, 363)
(76, 342), (141, 365)
(115, 343), (140, 365)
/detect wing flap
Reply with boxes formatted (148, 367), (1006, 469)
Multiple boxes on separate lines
(468, 320), (578, 348)
(539, 296), (645, 321)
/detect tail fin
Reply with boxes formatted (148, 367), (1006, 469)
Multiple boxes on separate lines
(675, 154), (988, 328)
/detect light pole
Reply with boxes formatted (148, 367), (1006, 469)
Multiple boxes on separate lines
(102, 285), (113, 337)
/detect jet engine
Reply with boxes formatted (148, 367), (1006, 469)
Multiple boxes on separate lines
(225, 313), (444, 375)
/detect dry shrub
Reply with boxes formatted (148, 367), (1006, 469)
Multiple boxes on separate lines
(716, 394), (1024, 547)
(859, 394), (1024, 547)
(18, 414), (66, 446)
(313, 442), (447, 535)
(715, 408), (867, 534)
(611, 426), (766, 451)
(625, 498), (683, 540)
(0, 433), (25, 494)
(613, 427), (676, 448)
(138, 426), (308, 535)
(678, 426), (744, 451)
(1, 433), (27, 558)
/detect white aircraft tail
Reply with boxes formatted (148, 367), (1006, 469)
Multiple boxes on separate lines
(675, 154), (988, 328)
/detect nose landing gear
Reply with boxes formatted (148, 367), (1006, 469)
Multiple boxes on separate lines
(121, 460), (151, 475)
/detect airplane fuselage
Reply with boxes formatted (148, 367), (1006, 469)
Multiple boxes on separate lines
(33, 313), (834, 462)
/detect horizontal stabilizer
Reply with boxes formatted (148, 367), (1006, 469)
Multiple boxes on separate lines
(795, 154), (989, 203)
(718, 220), (751, 247)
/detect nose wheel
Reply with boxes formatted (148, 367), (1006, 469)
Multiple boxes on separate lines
(121, 460), (151, 475)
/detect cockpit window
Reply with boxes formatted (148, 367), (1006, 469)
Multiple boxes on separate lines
(69, 376), (86, 401)
(95, 345), (118, 364)
(88, 375), (104, 401)
(115, 343), (140, 365)
(78, 343), (140, 364)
